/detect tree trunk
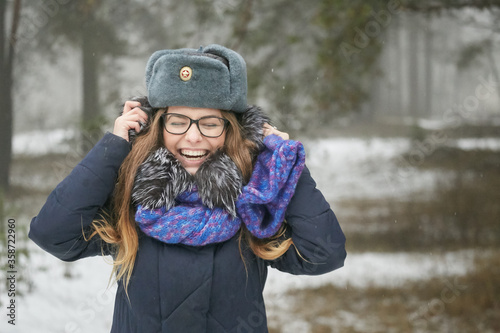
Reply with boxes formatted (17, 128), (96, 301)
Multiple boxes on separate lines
(80, 25), (102, 153)
(396, 16), (405, 117)
(0, 0), (7, 235)
(231, 0), (254, 51)
(408, 14), (420, 119)
(0, 0), (21, 192)
(486, 43), (500, 99)
(0, 1), (6, 153)
(423, 14), (433, 118)
(392, 16), (404, 118)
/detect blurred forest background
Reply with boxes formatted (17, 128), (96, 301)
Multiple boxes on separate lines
(1, 0), (500, 332)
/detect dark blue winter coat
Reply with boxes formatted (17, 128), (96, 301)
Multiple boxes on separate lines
(29, 132), (346, 333)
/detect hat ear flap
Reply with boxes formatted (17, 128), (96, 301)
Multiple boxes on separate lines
(202, 44), (248, 113)
(145, 50), (169, 90)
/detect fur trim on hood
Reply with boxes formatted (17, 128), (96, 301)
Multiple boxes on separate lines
(239, 105), (270, 152)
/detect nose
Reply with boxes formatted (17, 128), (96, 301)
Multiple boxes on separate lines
(184, 123), (203, 143)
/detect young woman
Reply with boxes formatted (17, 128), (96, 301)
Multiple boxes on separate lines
(29, 44), (346, 332)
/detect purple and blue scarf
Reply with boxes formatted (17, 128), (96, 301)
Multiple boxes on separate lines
(132, 134), (305, 246)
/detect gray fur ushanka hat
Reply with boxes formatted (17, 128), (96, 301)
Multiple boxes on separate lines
(145, 44), (248, 113)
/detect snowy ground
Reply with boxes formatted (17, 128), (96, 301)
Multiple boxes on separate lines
(2, 129), (500, 333)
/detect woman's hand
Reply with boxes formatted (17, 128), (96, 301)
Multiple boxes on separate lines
(263, 123), (289, 140)
(113, 100), (149, 142)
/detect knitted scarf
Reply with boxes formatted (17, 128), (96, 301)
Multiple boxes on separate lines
(132, 129), (305, 246)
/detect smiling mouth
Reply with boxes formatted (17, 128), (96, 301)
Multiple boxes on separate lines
(180, 149), (209, 161)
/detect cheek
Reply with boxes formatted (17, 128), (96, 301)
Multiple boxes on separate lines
(162, 131), (177, 152)
(212, 134), (226, 150)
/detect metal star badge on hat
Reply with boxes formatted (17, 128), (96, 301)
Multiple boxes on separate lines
(180, 66), (192, 81)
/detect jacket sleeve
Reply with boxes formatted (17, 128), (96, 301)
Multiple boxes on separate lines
(29, 132), (131, 261)
(268, 166), (346, 275)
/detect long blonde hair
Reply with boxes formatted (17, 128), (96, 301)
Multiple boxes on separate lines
(88, 108), (293, 290)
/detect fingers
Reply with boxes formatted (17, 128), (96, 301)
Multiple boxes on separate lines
(123, 101), (148, 120)
(113, 101), (149, 142)
(123, 100), (142, 114)
(263, 123), (289, 140)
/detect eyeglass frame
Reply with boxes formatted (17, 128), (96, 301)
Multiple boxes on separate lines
(161, 112), (230, 138)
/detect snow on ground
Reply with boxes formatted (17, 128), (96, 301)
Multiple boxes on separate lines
(454, 137), (500, 150)
(13, 129), (75, 156)
(302, 136), (500, 202)
(264, 249), (477, 296)
(302, 137), (433, 201)
(0, 244), (115, 333)
(5, 129), (500, 332)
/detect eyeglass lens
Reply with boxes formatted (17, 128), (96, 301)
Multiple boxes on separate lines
(164, 114), (226, 137)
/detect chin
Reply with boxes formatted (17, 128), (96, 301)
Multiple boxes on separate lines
(185, 166), (199, 175)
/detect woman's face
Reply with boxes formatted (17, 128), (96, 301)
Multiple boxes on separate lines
(162, 106), (227, 175)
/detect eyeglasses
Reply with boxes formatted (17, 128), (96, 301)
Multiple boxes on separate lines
(161, 113), (229, 138)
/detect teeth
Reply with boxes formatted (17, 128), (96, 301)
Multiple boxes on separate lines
(180, 150), (207, 159)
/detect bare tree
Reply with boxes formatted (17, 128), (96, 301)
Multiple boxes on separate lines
(423, 14), (434, 117)
(0, 0), (21, 193)
(407, 14), (421, 119)
(42, 1), (126, 152)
